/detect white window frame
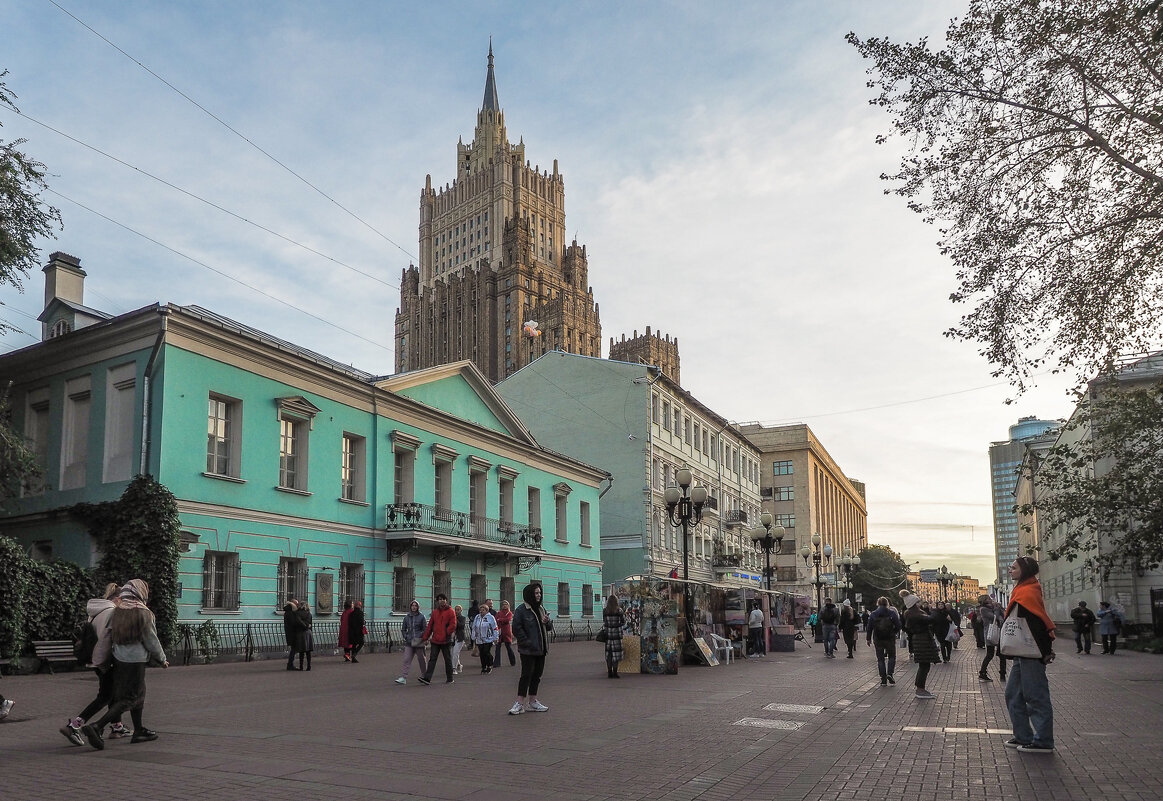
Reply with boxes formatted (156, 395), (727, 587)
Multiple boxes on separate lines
(341, 433), (367, 502)
(206, 393), (242, 479)
(103, 363), (136, 484)
(61, 375), (92, 490)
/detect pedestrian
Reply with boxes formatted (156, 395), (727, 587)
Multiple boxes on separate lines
(296, 599), (314, 671)
(970, 607), (985, 648)
(395, 600), (428, 684)
(747, 601), (766, 657)
(493, 599), (517, 668)
(934, 602), (955, 663)
(348, 599), (366, 663)
(807, 609), (819, 641)
(339, 595), (351, 660)
(865, 596), (901, 685)
(418, 593), (457, 685)
(1000, 556), (1056, 754)
(1069, 600), (1096, 655)
(61, 582), (130, 744)
(1097, 601), (1124, 654)
(453, 603), (469, 674)
(602, 594), (625, 678)
(0, 694), (11, 720)
(860, 608), (870, 632)
(901, 592), (942, 700)
(819, 598), (839, 658)
(949, 604), (963, 649)
(508, 581), (553, 715)
(471, 602), (499, 674)
(80, 579), (168, 749)
(840, 599), (858, 658)
(977, 595), (1007, 682)
(283, 598), (305, 670)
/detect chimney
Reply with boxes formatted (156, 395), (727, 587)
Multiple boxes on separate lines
(42, 252), (85, 340)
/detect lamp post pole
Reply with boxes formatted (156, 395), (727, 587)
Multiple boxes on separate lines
(664, 467), (707, 637)
(937, 565), (952, 604)
(749, 512), (787, 621)
(837, 548), (861, 605)
(801, 533), (832, 643)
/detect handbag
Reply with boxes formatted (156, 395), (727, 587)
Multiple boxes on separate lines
(985, 621), (1001, 646)
(998, 612), (1042, 658)
(595, 628), (608, 643)
(945, 626), (962, 643)
(410, 637), (423, 648)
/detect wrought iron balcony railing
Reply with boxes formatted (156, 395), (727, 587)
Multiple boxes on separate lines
(723, 509), (748, 527)
(384, 502), (544, 551)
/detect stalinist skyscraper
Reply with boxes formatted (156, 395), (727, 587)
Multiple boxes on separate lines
(394, 46), (602, 382)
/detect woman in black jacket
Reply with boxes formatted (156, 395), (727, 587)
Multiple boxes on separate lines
(295, 601), (314, 671)
(348, 601), (366, 663)
(283, 600), (305, 671)
(902, 595), (943, 700)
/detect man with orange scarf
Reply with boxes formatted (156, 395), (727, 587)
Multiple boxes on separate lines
(1002, 556), (1056, 754)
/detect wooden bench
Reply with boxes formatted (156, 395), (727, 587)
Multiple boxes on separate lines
(32, 640), (77, 674)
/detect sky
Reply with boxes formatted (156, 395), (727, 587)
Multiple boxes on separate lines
(1, 1), (1083, 587)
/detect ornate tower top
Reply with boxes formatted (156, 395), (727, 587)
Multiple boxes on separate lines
(482, 39), (500, 112)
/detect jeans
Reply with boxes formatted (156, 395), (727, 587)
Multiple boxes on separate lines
(1102, 633), (1118, 654)
(749, 627), (765, 656)
(980, 644), (1007, 677)
(1074, 629), (1092, 653)
(423, 642), (454, 682)
(517, 654), (546, 697)
(493, 640), (516, 667)
(873, 638), (896, 679)
(1005, 657), (1054, 747)
(940, 638), (953, 661)
(822, 625), (838, 656)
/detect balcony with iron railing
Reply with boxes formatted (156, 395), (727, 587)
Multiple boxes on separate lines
(723, 509), (748, 528)
(384, 502), (544, 552)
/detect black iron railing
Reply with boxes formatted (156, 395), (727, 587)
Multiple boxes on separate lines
(723, 510), (748, 526)
(385, 502), (544, 550)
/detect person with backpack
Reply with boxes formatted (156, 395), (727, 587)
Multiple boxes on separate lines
(865, 596), (901, 685)
(819, 598), (840, 658)
(61, 583), (131, 745)
(839, 599), (858, 658)
(1097, 601), (1124, 654)
(1070, 600), (1097, 654)
(80, 579), (168, 749)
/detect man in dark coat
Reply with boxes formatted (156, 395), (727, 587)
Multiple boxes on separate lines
(283, 600), (304, 671)
(347, 600), (366, 663)
(1070, 600), (1097, 654)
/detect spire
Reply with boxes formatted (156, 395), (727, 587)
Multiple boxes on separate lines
(482, 39), (500, 111)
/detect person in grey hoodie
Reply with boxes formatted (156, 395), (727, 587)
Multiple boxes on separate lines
(60, 583), (129, 745)
(395, 600), (428, 684)
(80, 579), (168, 750)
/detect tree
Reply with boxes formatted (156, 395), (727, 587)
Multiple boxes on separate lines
(1017, 374), (1163, 579)
(850, 544), (912, 610)
(0, 381), (41, 508)
(1, 70), (62, 336)
(848, 2), (1163, 394)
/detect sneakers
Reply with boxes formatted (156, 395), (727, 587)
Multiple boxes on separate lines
(0, 699), (13, 720)
(507, 701), (526, 715)
(528, 700), (549, 712)
(446, 679), (456, 684)
(108, 723), (131, 739)
(80, 723), (105, 750)
(1004, 738), (1029, 749)
(979, 674), (993, 682)
(60, 722), (84, 746)
(880, 677), (888, 685)
(1017, 743), (1055, 754)
(887, 675), (895, 685)
(130, 728), (159, 744)
(915, 690), (936, 700)
(394, 677), (407, 685)
(417, 677), (431, 685)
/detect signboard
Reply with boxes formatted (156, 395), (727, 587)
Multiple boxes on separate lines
(821, 572), (837, 585)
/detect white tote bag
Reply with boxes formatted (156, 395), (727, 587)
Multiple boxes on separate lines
(985, 621), (1001, 646)
(998, 612), (1042, 658)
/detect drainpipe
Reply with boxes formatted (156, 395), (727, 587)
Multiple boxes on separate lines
(138, 306), (170, 476)
(640, 367), (663, 576)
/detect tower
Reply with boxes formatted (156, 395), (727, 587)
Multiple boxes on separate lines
(394, 45), (602, 382)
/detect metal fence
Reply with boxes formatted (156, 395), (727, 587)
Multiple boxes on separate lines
(178, 618), (603, 664)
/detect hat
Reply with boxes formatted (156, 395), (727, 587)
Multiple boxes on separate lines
(842, 599), (852, 607)
(902, 593), (920, 609)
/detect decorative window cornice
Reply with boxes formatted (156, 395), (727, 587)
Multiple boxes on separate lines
(553, 481), (572, 497)
(276, 395), (321, 428)
(391, 430), (421, 451)
(496, 465), (519, 481)
(468, 455), (492, 473)
(431, 443), (459, 463)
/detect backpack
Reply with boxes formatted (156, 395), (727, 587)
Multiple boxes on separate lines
(820, 606), (837, 625)
(73, 619), (99, 665)
(874, 612), (896, 638)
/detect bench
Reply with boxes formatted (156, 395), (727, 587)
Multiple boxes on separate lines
(32, 640), (77, 674)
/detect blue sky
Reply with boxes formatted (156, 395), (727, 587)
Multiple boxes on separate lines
(1, 1), (1080, 585)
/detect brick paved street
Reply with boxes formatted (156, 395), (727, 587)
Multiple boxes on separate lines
(1, 639), (1160, 800)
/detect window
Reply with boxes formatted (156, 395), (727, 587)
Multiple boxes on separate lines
(202, 551), (240, 610)
(662, 401), (671, 430)
(434, 459), (453, 512)
(31, 540), (53, 561)
(276, 557), (307, 608)
(498, 474), (515, 525)
(432, 570), (451, 602)
(470, 573), (487, 605)
(393, 567), (415, 613)
(528, 487), (542, 531)
(673, 410), (682, 438)
(693, 422), (701, 452)
(470, 468), (487, 520)
(773, 460), (794, 475)
(24, 388), (50, 495)
(50, 318), (73, 338)
(206, 394), (241, 477)
(555, 493), (568, 543)
(61, 376), (91, 490)
(341, 434), (367, 502)
(702, 430), (708, 454)
(774, 513), (796, 529)
(393, 443), (416, 504)
(500, 576), (515, 610)
(580, 501), (591, 546)
(557, 582), (570, 616)
(103, 364), (136, 483)
(652, 393), (660, 423)
(582, 584), (594, 617)
(279, 416), (307, 490)
(773, 486), (794, 502)
(340, 562), (365, 605)
(684, 417), (692, 444)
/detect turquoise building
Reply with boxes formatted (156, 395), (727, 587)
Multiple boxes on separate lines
(0, 253), (607, 625)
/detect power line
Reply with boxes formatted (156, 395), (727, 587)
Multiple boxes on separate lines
(46, 0), (417, 263)
(5, 108), (400, 292)
(48, 189), (395, 356)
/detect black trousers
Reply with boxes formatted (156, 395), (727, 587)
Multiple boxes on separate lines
(423, 642), (454, 681)
(517, 654), (546, 697)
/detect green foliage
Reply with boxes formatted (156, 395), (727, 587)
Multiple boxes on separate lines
(1, 71), (62, 334)
(850, 544), (911, 609)
(1017, 377), (1163, 579)
(71, 475), (182, 649)
(848, 2), (1163, 394)
(195, 619), (220, 663)
(0, 535), (97, 659)
(0, 382), (43, 509)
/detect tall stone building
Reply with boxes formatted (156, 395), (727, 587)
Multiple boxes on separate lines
(609, 327), (681, 386)
(394, 46), (602, 382)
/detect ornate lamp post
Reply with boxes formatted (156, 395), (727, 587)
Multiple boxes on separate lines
(937, 565), (953, 603)
(664, 467), (708, 634)
(837, 548), (861, 604)
(800, 532), (832, 642)
(749, 512), (786, 593)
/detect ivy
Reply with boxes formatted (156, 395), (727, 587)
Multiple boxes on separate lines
(0, 535), (97, 659)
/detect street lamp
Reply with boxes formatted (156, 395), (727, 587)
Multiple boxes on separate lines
(800, 532), (833, 642)
(937, 565), (953, 603)
(837, 548), (861, 604)
(664, 467), (708, 636)
(750, 512), (787, 624)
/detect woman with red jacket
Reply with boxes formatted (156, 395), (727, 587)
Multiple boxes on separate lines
(1001, 556), (1056, 754)
(493, 599), (517, 668)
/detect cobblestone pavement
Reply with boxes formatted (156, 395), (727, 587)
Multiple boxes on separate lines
(1, 637), (1160, 800)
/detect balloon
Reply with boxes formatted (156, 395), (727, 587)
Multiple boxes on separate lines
(522, 320), (542, 337)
